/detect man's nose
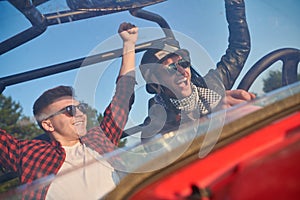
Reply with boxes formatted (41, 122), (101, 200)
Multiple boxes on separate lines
(176, 65), (186, 75)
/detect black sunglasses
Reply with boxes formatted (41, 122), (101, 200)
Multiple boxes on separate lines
(164, 59), (191, 74)
(44, 103), (88, 120)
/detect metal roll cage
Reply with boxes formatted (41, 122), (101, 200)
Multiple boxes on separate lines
(0, 0), (175, 93)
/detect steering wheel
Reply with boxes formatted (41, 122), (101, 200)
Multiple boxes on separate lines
(237, 48), (300, 91)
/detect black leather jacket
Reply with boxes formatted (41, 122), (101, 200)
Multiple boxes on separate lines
(141, 0), (250, 143)
(205, 0), (250, 95)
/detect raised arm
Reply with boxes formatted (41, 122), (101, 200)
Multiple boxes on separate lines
(118, 22), (138, 76)
(205, 0), (250, 91)
(99, 22), (138, 145)
(220, 0), (250, 88)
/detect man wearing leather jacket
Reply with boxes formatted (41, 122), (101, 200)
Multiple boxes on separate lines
(139, 0), (255, 143)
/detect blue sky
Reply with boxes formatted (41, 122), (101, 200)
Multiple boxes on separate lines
(1, 0), (300, 128)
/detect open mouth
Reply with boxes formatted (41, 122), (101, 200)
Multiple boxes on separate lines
(74, 121), (85, 126)
(176, 77), (188, 86)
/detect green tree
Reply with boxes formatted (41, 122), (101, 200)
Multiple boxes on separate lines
(0, 94), (43, 139)
(262, 70), (282, 93)
(263, 70), (300, 93)
(0, 94), (22, 132)
(12, 116), (44, 139)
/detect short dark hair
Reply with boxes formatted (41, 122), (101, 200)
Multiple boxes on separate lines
(33, 85), (75, 123)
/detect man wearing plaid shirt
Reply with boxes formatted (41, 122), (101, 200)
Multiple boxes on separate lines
(0, 22), (138, 199)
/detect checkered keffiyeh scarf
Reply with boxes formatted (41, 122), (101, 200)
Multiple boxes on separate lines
(165, 83), (221, 114)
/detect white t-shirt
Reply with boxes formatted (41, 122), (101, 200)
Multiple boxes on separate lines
(46, 143), (117, 200)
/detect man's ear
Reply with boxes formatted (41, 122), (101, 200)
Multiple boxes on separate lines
(41, 120), (54, 132)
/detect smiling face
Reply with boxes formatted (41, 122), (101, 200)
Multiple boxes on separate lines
(155, 55), (192, 99)
(41, 96), (87, 146)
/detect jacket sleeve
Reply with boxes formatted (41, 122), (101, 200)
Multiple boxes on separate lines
(204, 0), (250, 92)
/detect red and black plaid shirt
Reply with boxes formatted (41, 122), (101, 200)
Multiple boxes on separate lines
(0, 75), (135, 199)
